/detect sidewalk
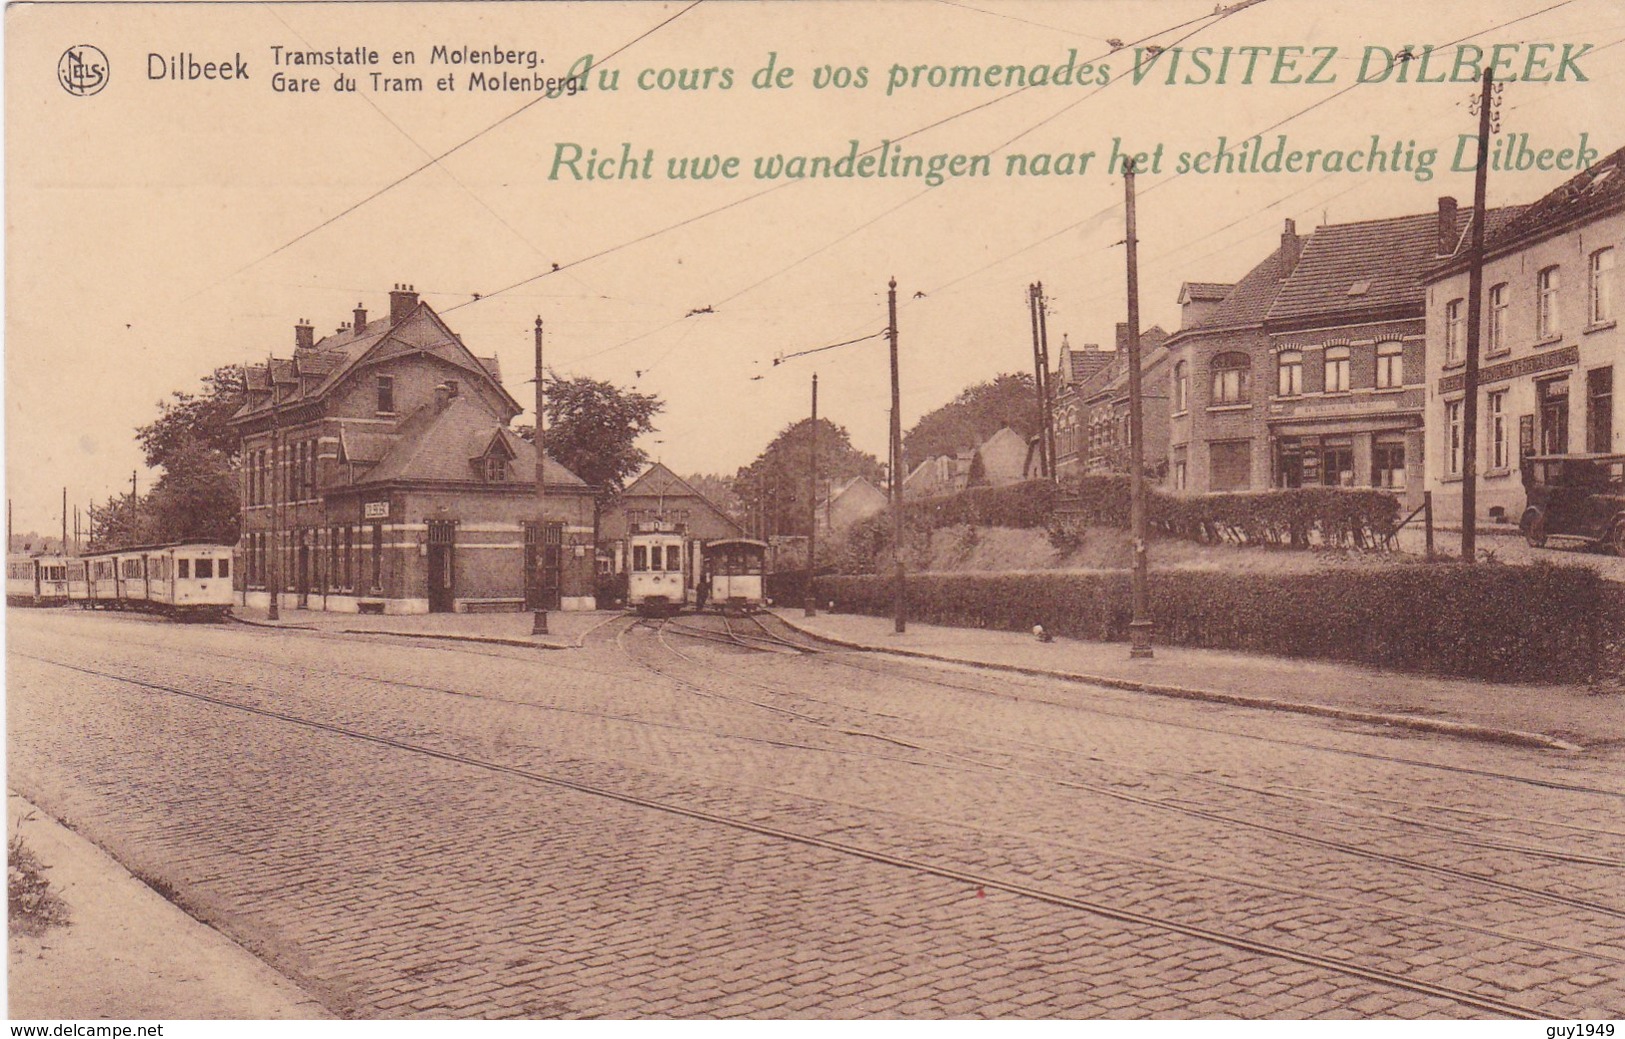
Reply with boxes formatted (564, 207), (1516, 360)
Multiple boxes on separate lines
(7, 792), (329, 1020)
(773, 611), (1625, 752)
(229, 604), (624, 650)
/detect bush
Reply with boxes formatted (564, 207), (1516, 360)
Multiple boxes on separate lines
(815, 562), (1618, 683)
(9, 834), (69, 936)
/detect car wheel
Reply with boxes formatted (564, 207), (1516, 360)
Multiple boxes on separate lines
(1610, 521), (1625, 558)
(1520, 507), (1547, 548)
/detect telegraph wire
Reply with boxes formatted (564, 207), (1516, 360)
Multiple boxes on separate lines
(185, 0), (705, 301)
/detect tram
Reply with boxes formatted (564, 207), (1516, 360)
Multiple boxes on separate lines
(625, 525), (694, 616)
(6, 554), (70, 607)
(66, 542), (235, 620)
(698, 538), (769, 614)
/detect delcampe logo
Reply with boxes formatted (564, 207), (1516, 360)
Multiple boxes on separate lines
(57, 45), (109, 96)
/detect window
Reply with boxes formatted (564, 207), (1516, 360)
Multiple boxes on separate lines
(666, 545), (683, 572)
(1324, 346), (1351, 393)
(1172, 446), (1188, 490)
(1209, 352), (1251, 405)
(1539, 377), (1570, 454)
(1320, 439), (1354, 486)
(1373, 439), (1406, 489)
(1589, 366), (1615, 453)
(377, 375), (395, 414)
(1488, 283), (1508, 353)
(1209, 440), (1252, 491)
(1277, 351), (1303, 396)
(484, 455), (507, 482)
(1445, 298), (1465, 363)
(1591, 247), (1616, 325)
(1375, 341), (1404, 389)
(1446, 400), (1464, 477)
(371, 523), (384, 589)
(1489, 391), (1508, 470)
(196, 558), (214, 579)
(1172, 361), (1188, 412)
(632, 545), (649, 571)
(177, 558), (190, 580)
(1537, 266), (1561, 339)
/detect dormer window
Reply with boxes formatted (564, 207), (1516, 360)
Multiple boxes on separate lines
(484, 456), (507, 482)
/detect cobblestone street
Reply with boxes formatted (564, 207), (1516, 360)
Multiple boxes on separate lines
(8, 608), (1625, 1019)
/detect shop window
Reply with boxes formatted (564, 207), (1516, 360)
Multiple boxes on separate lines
(1589, 367), (1614, 453)
(1373, 440), (1406, 489)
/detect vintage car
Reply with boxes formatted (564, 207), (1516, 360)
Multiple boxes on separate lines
(1519, 453), (1625, 555)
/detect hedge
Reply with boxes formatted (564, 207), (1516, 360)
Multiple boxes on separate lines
(815, 563), (1620, 683)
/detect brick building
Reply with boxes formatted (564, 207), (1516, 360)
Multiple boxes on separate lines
(231, 287), (597, 614)
(598, 463), (745, 572)
(1425, 146), (1624, 523)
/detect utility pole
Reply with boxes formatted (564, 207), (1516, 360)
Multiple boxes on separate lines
(266, 356), (280, 620)
(888, 277), (906, 634)
(1036, 282), (1057, 479)
(1124, 158), (1153, 658)
(1028, 284), (1050, 478)
(533, 317), (550, 635)
(805, 373), (819, 617)
(61, 487), (67, 556)
(1462, 68), (1498, 564)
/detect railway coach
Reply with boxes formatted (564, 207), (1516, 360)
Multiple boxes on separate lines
(6, 554), (69, 606)
(626, 524), (693, 616)
(67, 542), (234, 620)
(698, 538), (768, 614)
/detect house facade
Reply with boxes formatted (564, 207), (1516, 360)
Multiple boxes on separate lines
(1167, 223), (1303, 494)
(231, 287), (597, 615)
(1257, 205), (1484, 510)
(1425, 146), (1624, 523)
(598, 463), (746, 572)
(816, 476), (888, 536)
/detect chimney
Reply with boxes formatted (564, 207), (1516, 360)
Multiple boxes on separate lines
(389, 283), (419, 324)
(1114, 322), (1129, 352)
(1280, 218), (1303, 276)
(353, 303), (367, 333)
(294, 319), (315, 351)
(1437, 196), (1460, 255)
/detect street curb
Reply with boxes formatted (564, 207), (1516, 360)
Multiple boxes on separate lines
(337, 629), (571, 650)
(769, 613), (1583, 753)
(227, 614), (316, 631)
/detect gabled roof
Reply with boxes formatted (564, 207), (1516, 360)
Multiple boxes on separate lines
(1434, 145), (1624, 276)
(357, 395), (586, 488)
(233, 301), (521, 422)
(1269, 212), (1460, 324)
(618, 463), (743, 531)
(1204, 240), (1298, 328)
(1180, 281), (1234, 303)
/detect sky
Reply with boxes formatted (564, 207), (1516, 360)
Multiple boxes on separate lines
(6, 0), (1625, 534)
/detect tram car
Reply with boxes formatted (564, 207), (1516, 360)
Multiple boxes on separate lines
(7, 554), (70, 607)
(697, 538), (769, 614)
(625, 525), (694, 616)
(67, 542), (235, 620)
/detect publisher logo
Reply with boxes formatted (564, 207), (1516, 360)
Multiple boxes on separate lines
(58, 45), (109, 96)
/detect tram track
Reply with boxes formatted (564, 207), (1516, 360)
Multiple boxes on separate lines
(8, 649), (1563, 1020)
(643, 616), (1625, 894)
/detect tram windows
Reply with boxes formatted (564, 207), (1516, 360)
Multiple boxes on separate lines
(196, 559), (214, 579)
(632, 545), (649, 571)
(665, 546), (683, 572)
(218, 558), (229, 579)
(178, 559), (190, 579)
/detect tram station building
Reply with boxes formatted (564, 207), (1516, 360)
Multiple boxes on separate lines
(230, 286), (597, 614)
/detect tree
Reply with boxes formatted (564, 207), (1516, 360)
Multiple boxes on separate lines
(683, 473), (744, 523)
(902, 372), (1039, 470)
(518, 373), (664, 500)
(136, 365), (246, 466)
(91, 365), (246, 550)
(734, 419), (882, 538)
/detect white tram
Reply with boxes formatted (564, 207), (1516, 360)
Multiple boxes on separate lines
(625, 525), (693, 616)
(7, 554), (70, 606)
(67, 542), (235, 620)
(698, 539), (768, 614)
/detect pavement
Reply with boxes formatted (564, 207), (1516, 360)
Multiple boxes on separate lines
(228, 604), (624, 649)
(7, 791), (329, 1020)
(769, 610), (1625, 752)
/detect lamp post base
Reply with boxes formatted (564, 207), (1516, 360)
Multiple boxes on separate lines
(1128, 619), (1154, 659)
(532, 609), (549, 636)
